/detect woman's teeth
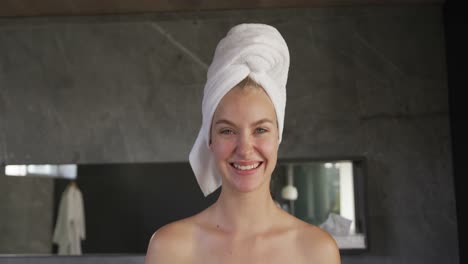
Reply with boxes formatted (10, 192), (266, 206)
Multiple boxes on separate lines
(232, 163), (261, 170)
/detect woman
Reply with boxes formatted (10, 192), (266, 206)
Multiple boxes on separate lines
(145, 24), (340, 264)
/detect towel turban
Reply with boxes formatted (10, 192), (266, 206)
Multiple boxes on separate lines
(189, 23), (290, 196)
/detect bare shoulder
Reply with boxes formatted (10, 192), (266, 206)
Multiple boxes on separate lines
(144, 217), (196, 264)
(296, 220), (341, 264)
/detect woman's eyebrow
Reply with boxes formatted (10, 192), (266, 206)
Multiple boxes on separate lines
(252, 118), (275, 126)
(214, 119), (235, 126)
(214, 118), (274, 126)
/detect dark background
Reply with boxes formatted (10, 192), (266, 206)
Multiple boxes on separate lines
(444, 1), (467, 263)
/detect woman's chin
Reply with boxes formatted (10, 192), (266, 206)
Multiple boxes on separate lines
(219, 162), (271, 193)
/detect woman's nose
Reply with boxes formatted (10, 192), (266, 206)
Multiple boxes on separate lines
(236, 134), (253, 157)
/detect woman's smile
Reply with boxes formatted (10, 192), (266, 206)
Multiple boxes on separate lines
(230, 161), (264, 175)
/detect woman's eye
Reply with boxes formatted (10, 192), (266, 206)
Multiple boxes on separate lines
(220, 129), (234, 135)
(255, 128), (268, 134)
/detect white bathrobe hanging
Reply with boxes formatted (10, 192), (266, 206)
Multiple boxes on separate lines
(52, 183), (86, 255)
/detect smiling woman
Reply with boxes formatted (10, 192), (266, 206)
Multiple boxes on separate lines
(0, 2), (457, 263)
(144, 23), (341, 264)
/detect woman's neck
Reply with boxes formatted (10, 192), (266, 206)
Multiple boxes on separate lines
(210, 187), (280, 235)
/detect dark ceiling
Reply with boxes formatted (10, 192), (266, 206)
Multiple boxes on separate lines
(0, 0), (444, 18)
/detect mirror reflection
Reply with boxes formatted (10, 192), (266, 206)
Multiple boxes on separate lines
(271, 160), (367, 250)
(0, 159), (367, 256)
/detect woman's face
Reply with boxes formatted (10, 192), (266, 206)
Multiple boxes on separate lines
(210, 85), (279, 194)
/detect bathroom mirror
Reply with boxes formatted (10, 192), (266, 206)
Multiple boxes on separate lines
(0, 158), (368, 256)
(271, 158), (368, 252)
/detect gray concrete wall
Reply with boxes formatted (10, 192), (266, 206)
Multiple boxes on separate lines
(0, 4), (458, 264)
(0, 174), (54, 254)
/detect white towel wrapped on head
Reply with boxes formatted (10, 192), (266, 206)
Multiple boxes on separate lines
(189, 23), (290, 196)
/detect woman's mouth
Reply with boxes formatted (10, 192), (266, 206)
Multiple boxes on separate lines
(230, 162), (263, 171)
